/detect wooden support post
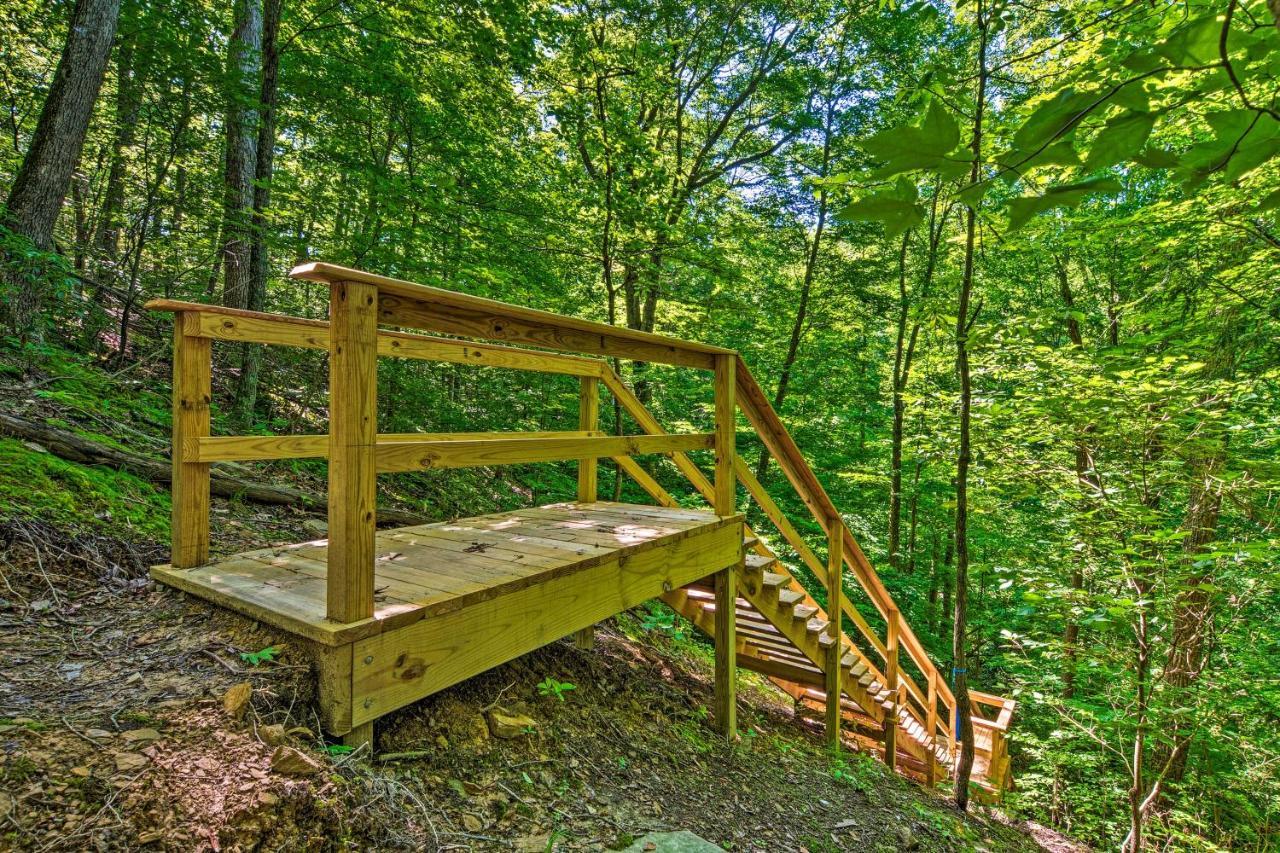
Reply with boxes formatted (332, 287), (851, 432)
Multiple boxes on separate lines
(573, 375), (601, 650)
(948, 697), (958, 780)
(577, 375), (599, 502)
(327, 280), (379, 624)
(926, 668), (939, 787)
(712, 354), (737, 737)
(171, 316), (211, 568)
(825, 518), (844, 750)
(713, 355), (735, 515)
(343, 721), (373, 752)
(884, 605), (900, 770)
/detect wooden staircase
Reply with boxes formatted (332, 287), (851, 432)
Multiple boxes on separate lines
(598, 359), (1015, 797)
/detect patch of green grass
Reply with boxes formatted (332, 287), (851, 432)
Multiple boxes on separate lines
(0, 437), (170, 538)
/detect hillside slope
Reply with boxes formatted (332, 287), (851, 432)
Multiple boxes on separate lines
(0, 349), (1076, 852)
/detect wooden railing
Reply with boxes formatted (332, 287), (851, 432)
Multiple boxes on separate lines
(150, 261), (1013, 786)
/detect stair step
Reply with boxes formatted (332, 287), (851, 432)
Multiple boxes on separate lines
(818, 632), (836, 648)
(745, 553), (778, 571)
(796, 606), (819, 622)
(849, 661), (868, 679)
(762, 571), (788, 590)
(778, 589), (804, 607)
(744, 535), (760, 549)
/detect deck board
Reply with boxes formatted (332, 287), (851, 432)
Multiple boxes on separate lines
(152, 501), (733, 646)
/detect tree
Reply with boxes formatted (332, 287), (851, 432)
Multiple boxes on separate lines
(220, 0), (262, 312)
(2, 0), (121, 337)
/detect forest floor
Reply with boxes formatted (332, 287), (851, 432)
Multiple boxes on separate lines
(0, 347), (1085, 851)
(0, 508), (1083, 852)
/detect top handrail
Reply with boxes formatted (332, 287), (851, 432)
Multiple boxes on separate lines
(292, 262), (734, 370)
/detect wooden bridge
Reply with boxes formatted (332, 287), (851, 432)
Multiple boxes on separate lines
(147, 262), (1014, 797)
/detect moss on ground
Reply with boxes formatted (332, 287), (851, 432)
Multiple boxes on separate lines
(0, 437), (170, 538)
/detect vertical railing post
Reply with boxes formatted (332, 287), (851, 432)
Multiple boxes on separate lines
(712, 354), (737, 738)
(926, 668), (940, 787)
(825, 518), (844, 750)
(327, 279), (379, 624)
(171, 313), (211, 568)
(577, 375), (599, 502)
(573, 373), (601, 650)
(948, 696), (958, 779)
(884, 605), (900, 770)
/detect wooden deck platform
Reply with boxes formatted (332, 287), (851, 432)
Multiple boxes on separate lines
(153, 501), (743, 735)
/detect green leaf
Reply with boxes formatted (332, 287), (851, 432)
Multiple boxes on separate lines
(1256, 187), (1280, 212)
(1134, 146), (1179, 169)
(1013, 89), (1096, 151)
(839, 177), (925, 237)
(1084, 111), (1157, 171)
(861, 99), (965, 179)
(1007, 177), (1123, 230)
(1110, 84), (1150, 113)
(1155, 14), (1223, 66)
(920, 98), (961, 156)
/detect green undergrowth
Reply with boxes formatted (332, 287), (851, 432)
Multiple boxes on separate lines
(0, 437), (170, 538)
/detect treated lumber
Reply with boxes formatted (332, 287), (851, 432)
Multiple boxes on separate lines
(192, 430), (597, 462)
(0, 411), (427, 525)
(884, 606), (900, 770)
(825, 522), (843, 749)
(733, 356), (955, 711)
(372, 433), (713, 473)
(577, 377), (599, 503)
(327, 279), (379, 624)
(734, 457), (888, 662)
(349, 520), (742, 725)
(144, 299), (605, 377)
(926, 669), (939, 787)
(171, 319), (211, 567)
(290, 262), (731, 370)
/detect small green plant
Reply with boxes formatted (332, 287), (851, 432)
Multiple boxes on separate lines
(829, 754), (878, 793)
(240, 645), (282, 666)
(324, 744), (355, 755)
(537, 676), (576, 701)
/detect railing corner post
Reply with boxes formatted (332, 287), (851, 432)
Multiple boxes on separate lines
(171, 312), (211, 568)
(712, 352), (737, 739)
(327, 279), (379, 624)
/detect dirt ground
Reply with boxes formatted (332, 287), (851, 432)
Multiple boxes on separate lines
(0, 510), (1083, 852)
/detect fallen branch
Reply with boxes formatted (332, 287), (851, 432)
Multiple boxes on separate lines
(0, 411), (427, 526)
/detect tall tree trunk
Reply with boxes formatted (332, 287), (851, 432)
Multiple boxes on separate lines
(888, 186), (943, 568)
(2, 0), (121, 337)
(756, 95), (834, 481)
(219, 0), (262, 311)
(1055, 254), (1101, 700)
(93, 32), (138, 269)
(953, 0), (988, 812)
(1161, 328), (1234, 783)
(233, 0), (281, 425)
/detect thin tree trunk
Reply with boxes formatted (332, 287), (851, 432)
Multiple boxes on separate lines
(2, 0), (121, 337)
(234, 0), (281, 425)
(1055, 253), (1100, 700)
(953, 0), (989, 812)
(888, 185), (943, 568)
(93, 33), (138, 269)
(219, 0), (262, 311)
(756, 94), (835, 482)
